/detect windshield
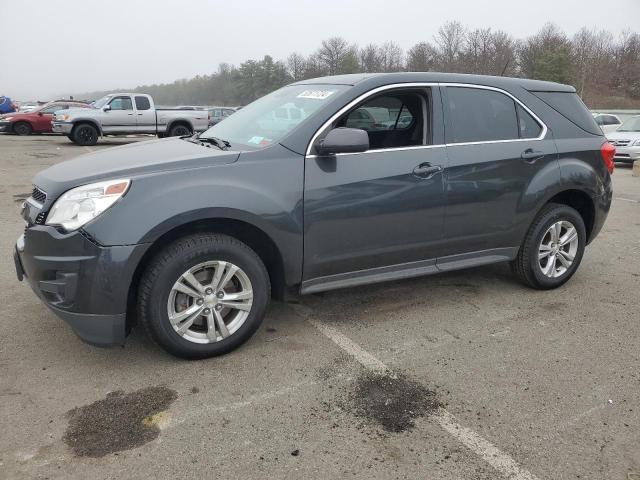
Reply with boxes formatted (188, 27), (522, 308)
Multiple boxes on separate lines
(92, 95), (112, 109)
(200, 84), (349, 149)
(618, 117), (640, 132)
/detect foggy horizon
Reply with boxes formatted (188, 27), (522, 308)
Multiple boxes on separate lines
(1, 0), (639, 100)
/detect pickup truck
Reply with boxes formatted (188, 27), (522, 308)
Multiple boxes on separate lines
(52, 93), (209, 146)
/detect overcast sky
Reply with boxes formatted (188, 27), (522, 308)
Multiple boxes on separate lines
(1, 0), (638, 100)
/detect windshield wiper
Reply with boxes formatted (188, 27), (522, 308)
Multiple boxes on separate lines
(188, 134), (231, 150)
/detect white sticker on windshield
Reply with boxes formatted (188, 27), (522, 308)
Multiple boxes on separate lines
(297, 90), (336, 100)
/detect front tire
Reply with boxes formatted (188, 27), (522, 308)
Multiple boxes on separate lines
(71, 123), (99, 146)
(13, 121), (32, 136)
(511, 203), (586, 289)
(138, 234), (270, 359)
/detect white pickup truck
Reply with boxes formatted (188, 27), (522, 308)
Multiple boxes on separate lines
(52, 93), (209, 146)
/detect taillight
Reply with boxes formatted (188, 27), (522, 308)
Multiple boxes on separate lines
(600, 141), (615, 174)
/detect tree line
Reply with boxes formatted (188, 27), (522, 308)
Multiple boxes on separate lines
(76, 22), (640, 109)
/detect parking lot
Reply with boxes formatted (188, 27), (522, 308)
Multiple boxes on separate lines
(1, 133), (638, 479)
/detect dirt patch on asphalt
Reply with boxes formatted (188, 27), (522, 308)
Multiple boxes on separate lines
(346, 372), (440, 433)
(63, 386), (178, 457)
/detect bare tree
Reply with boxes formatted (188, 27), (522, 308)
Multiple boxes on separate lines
(572, 28), (614, 100)
(286, 52), (306, 81)
(460, 28), (517, 75)
(379, 41), (404, 72)
(434, 20), (466, 71)
(359, 43), (383, 72)
(316, 37), (352, 75)
(406, 42), (438, 71)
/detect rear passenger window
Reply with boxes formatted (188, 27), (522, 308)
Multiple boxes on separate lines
(517, 105), (542, 139)
(446, 87), (518, 143)
(135, 96), (151, 110)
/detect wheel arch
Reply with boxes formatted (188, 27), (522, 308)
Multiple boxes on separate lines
(71, 119), (103, 136)
(126, 217), (288, 330)
(544, 189), (596, 242)
(12, 119), (34, 133)
(166, 119), (193, 135)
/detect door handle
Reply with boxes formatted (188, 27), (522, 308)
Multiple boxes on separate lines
(521, 148), (545, 162)
(413, 163), (442, 178)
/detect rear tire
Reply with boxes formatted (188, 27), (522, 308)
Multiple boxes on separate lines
(13, 121), (32, 136)
(511, 203), (586, 289)
(168, 124), (192, 137)
(71, 123), (98, 146)
(138, 234), (270, 359)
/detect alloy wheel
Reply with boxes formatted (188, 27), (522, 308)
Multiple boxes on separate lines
(538, 220), (579, 278)
(167, 260), (253, 344)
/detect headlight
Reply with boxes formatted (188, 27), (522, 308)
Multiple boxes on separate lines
(46, 179), (130, 231)
(4, 117), (13, 121)
(58, 114), (70, 121)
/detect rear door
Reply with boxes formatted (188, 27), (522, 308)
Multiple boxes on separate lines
(303, 85), (449, 286)
(134, 95), (156, 133)
(103, 95), (135, 133)
(438, 85), (558, 265)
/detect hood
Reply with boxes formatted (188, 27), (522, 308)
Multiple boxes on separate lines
(33, 137), (240, 199)
(56, 106), (98, 118)
(607, 130), (640, 142)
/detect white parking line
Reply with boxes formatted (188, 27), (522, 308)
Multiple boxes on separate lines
(614, 196), (639, 203)
(291, 304), (540, 480)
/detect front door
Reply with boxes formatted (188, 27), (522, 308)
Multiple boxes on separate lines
(103, 96), (135, 133)
(438, 85), (559, 263)
(303, 86), (448, 286)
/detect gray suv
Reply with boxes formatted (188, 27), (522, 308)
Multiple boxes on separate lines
(15, 73), (614, 358)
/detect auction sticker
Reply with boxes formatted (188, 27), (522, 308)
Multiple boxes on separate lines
(297, 90), (335, 100)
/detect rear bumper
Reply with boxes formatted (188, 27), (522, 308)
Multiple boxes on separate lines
(15, 226), (149, 346)
(51, 121), (73, 134)
(613, 145), (640, 163)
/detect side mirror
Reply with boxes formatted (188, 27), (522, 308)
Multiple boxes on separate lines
(317, 127), (369, 156)
(37, 112), (43, 116)
(102, 105), (111, 112)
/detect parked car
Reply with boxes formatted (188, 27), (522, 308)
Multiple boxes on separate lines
(208, 106), (237, 126)
(592, 113), (622, 134)
(0, 101), (91, 135)
(51, 93), (209, 146)
(15, 73), (613, 358)
(607, 115), (640, 164)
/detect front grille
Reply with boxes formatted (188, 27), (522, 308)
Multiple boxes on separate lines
(31, 186), (47, 204)
(611, 139), (630, 147)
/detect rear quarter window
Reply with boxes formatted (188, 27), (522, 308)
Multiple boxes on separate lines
(531, 91), (601, 135)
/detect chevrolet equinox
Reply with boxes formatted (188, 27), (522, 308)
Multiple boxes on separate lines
(14, 73), (614, 358)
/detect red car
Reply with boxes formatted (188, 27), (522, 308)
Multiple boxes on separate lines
(0, 101), (91, 135)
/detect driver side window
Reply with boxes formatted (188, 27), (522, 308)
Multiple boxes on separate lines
(109, 97), (133, 111)
(331, 90), (429, 151)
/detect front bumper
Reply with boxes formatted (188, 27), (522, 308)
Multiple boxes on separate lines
(51, 121), (73, 135)
(613, 145), (640, 163)
(0, 120), (12, 132)
(15, 226), (149, 347)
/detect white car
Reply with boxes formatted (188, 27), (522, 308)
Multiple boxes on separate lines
(607, 116), (640, 165)
(592, 113), (622, 134)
